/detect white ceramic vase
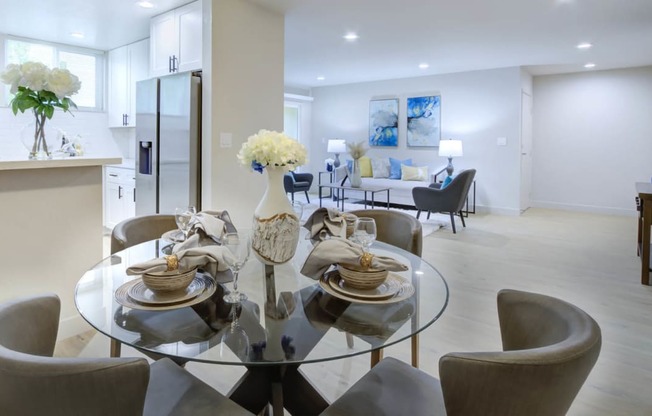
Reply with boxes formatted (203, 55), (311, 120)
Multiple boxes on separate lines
(251, 167), (300, 265)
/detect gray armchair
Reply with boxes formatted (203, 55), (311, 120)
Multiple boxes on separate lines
(412, 169), (476, 233)
(284, 171), (314, 203)
(321, 289), (602, 416)
(111, 214), (177, 254)
(0, 293), (252, 416)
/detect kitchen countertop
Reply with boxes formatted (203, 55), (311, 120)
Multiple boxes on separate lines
(0, 156), (122, 171)
(108, 158), (135, 169)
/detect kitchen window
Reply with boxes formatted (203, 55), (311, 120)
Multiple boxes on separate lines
(2, 36), (104, 111)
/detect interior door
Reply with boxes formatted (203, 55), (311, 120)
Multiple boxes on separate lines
(520, 91), (533, 212)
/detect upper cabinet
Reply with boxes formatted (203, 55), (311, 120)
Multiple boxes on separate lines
(108, 39), (149, 128)
(150, 0), (202, 77)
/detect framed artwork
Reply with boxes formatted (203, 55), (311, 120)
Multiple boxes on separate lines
(407, 95), (441, 147)
(369, 98), (399, 147)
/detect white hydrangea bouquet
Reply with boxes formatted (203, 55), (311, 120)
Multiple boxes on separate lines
(1, 61), (81, 159)
(237, 129), (307, 173)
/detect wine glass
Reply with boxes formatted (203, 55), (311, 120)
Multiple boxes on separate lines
(291, 201), (304, 224)
(220, 304), (250, 361)
(354, 217), (377, 253)
(175, 206), (196, 241)
(223, 231), (251, 303)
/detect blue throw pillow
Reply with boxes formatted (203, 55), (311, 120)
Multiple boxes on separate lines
(346, 159), (353, 172)
(441, 175), (453, 189)
(389, 158), (412, 179)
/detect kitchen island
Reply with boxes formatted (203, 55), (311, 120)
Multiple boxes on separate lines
(0, 156), (120, 338)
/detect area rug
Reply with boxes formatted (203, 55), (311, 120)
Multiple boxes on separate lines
(296, 196), (449, 237)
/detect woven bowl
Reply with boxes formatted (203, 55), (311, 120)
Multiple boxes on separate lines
(142, 268), (197, 293)
(337, 264), (388, 290)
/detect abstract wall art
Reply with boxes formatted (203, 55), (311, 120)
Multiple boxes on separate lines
(407, 95), (441, 147)
(369, 98), (399, 147)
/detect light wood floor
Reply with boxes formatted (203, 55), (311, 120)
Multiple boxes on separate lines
(57, 208), (652, 415)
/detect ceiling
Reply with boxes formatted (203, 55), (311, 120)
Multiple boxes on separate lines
(1, 0), (651, 90)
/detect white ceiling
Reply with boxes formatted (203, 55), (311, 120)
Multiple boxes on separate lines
(1, 0), (651, 89)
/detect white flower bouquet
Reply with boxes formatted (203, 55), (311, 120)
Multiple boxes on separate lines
(238, 129), (307, 173)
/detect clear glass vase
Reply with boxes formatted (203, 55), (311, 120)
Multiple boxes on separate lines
(350, 158), (362, 187)
(20, 112), (56, 160)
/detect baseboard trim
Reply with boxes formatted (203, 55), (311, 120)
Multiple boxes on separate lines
(530, 200), (637, 217)
(58, 314), (94, 340)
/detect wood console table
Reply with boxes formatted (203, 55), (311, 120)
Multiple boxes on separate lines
(636, 182), (652, 285)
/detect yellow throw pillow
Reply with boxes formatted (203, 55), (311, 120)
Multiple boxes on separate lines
(401, 165), (428, 181)
(359, 156), (373, 177)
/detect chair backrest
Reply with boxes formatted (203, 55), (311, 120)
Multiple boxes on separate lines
(349, 209), (423, 257)
(443, 169), (476, 212)
(439, 289), (601, 416)
(111, 214), (177, 254)
(0, 294), (150, 416)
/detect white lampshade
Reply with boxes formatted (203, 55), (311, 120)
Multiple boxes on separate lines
(327, 139), (347, 153)
(438, 139), (463, 158)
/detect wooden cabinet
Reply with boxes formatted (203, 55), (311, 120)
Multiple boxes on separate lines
(104, 166), (136, 228)
(107, 39), (149, 128)
(150, 0), (202, 77)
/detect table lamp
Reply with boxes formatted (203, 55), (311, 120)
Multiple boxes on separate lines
(438, 139), (463, 176)
(327, 139), (347, 168)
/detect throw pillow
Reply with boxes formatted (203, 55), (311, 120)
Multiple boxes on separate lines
(389, 157), (412, 179)
(359, 156), (373, 177)
(346, 159), (353, 173)
(401, 165), (428, 181)
(441, 175), (453, 189)
(371, 157), (390, 178)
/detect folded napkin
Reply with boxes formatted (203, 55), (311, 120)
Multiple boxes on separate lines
(303, 208), (356, 242)
(126, 235), (234, 278)
(188, 210), (237, 242)
(300, 237), (408, 279)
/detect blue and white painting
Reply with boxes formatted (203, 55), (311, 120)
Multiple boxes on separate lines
(369, 98), (399, 147)
(407, 95), (441, 147)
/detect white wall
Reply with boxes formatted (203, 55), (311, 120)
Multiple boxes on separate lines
(205, 0), (284, 225)
(532, 66), (652, 215)
(310, 67), (524, 214)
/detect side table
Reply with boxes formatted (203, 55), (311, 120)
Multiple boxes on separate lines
(318, 171), (334, 199)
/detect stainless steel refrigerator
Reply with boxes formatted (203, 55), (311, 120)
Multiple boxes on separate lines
(135, 72), (201, 215)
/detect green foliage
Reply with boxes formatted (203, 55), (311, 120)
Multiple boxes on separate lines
(8, 86), (77, 119)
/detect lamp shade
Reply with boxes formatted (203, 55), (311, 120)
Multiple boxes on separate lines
(327, 139), (347, 153)
(438, 139), (463, 157)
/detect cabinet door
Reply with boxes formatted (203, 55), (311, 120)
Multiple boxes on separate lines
(107, 46), (129, 128)
(106, 181), (124, 228)
(150, 11), (178, 77)
(177, 1), (202, 73)
(123, 183), (136, 220)
(127, 39), (150, 127)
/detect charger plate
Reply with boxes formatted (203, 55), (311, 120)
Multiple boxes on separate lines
(128, 277), (204, 305)
(115, 273), (216, 311)
(328, 272), (401, 300)
(320, 270), (414, 305)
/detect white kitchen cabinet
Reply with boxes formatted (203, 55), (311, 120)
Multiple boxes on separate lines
(150, 0), (202, 77)
(104, 166), (136, 228)
(108, 39), (150, 128)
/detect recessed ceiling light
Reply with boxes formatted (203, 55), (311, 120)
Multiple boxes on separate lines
(70, 32), (84, 39)
(418, 63), (429, 69)
(316, 76), (325, 81)
(584, 63), (596, 69)
(577, 42), (592, 49)
(136, 1), (154, 8)
(343, 33), (359, 41)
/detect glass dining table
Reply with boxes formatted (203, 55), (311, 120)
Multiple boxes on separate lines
(75, 230), (449, 416)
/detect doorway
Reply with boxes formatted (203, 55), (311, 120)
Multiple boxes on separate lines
(520, 91), (533, 212)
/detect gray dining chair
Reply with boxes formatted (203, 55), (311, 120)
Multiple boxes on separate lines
(321, 289), (602, 416)
(0, 293), (253, 416)
(412, 169), (476, 233)
(111, 213), (177, 254)
(349, 209), (423, 368)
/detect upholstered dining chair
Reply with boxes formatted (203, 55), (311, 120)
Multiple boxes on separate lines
(0, 293), (253, 416)
(111, 213), (177, 254)
(349, 209), (423, 368)
(320, 289), (602, 416)
(412, 169), (476, 233)
(284, 171), (314, 203)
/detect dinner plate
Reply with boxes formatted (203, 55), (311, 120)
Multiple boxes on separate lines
(128, 277), (204, 305)
(161, 229), (185, 243)
(115, 273), (216, 311)
(328, 272), (401, 300)
(319, 270), (415, 305)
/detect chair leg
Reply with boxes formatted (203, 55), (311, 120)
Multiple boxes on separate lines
(411, 333), (419, 368)
(110, 339), (121, 357)
(450, 212), (457, 233)
(291, 192), (295, 203)
(345, 332), (354, 348)
(427, 211), (431, 220)
(371, 348), (384, 368)
(304, 191), (310, 204)
(416, 210), (421, 219)
(460, 211), (466, 227)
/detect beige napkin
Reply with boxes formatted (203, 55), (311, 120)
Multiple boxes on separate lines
(300, 237), (408, 279)
(126, 234), (234, 278)
(189, 212), (226, 242)
(303, 208), (355, 242)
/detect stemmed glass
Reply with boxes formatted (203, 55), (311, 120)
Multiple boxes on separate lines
(354, 217), (377, 253)
(220, 304), (250, 361)
(175, 206), (196, 241)
(223, 231), (251, 303)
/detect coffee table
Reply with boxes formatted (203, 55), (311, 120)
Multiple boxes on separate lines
(319, 183), (391, 210)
